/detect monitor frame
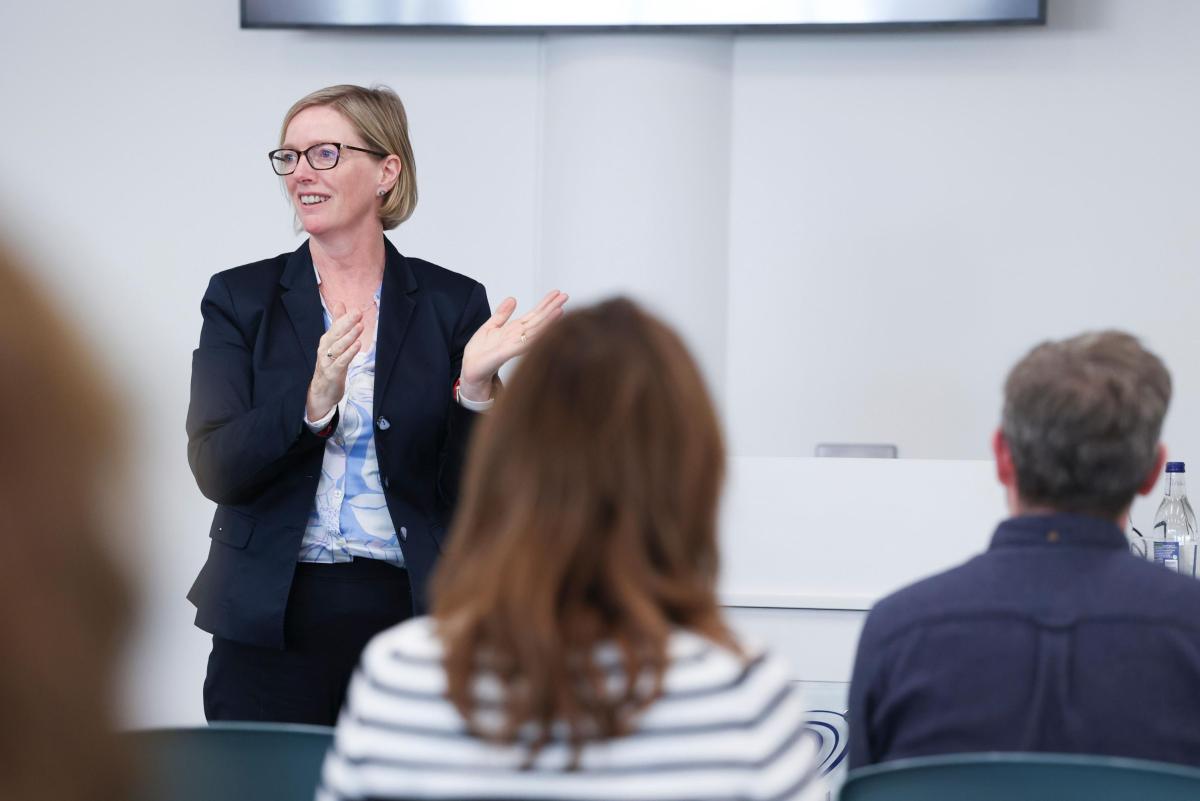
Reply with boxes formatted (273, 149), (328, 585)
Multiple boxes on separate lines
(241, 0), (1046, 32)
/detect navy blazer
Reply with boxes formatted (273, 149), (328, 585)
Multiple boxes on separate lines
(186, 239), (490, 648)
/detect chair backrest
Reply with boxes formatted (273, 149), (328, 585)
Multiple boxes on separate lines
(839, 752), (1200, 801)
(125, 721), (334, 801)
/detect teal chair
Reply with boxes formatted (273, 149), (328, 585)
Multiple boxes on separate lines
(839, 752), (1200, 801)
(125, 721), (334, 801)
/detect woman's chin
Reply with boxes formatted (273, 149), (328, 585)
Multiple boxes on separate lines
(299, 217), (329, 237)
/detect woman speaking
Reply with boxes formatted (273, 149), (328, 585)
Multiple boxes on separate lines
(186, 84), (565, 725)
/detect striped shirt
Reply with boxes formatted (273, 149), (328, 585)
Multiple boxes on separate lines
(317, 617), (825, 801)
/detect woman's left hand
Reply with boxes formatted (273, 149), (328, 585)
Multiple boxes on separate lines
(460, 290), (568, 401)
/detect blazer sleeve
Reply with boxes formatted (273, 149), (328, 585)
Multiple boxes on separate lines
(186, 273), (331, 505)
(436, 280), (492, 509)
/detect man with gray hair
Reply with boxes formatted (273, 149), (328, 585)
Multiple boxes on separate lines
(847, 331), (1200, 769)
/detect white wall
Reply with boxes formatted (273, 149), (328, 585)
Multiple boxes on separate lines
(539, 34), (734, 391)
(2, 0), (1197, 726)
(726, 0), (1200, 460)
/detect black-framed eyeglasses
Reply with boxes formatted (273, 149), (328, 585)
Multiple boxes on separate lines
(268, 142), (390, 175)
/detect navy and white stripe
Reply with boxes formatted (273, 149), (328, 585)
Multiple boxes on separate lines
(317, 618), (824, 801)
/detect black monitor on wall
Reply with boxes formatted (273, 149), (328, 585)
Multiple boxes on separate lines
(241, 0), (1046, 32)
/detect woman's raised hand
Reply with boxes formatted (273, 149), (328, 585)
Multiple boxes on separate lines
(460, 290), (568, 401)
(307, 302), (363, 421)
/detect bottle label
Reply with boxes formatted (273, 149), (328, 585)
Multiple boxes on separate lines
(1153, 541), (1181, 572)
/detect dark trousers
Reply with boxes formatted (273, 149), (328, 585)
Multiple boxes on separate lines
(203, 558), (413, 726)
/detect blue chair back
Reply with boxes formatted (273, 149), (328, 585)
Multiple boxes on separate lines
(840, 752), (1200, 801)
(126, 721), (334, 801)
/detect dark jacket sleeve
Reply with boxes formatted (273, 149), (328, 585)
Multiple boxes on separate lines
(186, 273), (330, 505)
(436, 280), (492, 509)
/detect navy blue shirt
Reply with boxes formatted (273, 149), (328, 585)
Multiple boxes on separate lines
(847, 513), (1200, 769)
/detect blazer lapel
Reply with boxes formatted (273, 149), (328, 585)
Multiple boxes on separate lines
(375, 239), (418, 407)
(279, 240), (325, 373)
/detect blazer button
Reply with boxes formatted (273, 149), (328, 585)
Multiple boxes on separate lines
(400, 526), (407, 542)
(376, 416), (390, 431)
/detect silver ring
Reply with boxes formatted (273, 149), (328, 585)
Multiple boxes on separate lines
(520, 332), (528, 345)
(325, 350), (334, 359)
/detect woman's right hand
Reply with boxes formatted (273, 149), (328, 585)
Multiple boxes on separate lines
(307, 302), (363, 421)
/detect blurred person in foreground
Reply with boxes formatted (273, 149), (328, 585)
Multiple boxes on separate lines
(848, 331), (1200, 769)
(0, 242), (131, 800)
(317, 298), (824, 801)
(187, 84), (565, 724)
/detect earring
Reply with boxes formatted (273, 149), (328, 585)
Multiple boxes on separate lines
(377, 189), (386, 197)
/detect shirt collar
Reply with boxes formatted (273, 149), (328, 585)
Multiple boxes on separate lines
(989, 513), (1127, 551)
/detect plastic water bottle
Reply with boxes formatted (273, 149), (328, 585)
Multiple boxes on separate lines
(1150, 461), (1199, 577)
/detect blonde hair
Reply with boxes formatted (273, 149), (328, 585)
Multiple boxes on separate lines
(280, 84), (418, 229)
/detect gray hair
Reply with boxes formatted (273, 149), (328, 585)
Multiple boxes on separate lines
(1002, 330), (1171, 518)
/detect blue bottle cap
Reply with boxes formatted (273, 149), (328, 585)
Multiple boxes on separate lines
(1166, 462), (1186, 473)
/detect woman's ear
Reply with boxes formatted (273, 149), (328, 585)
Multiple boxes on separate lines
(377, 154), (402, 196)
